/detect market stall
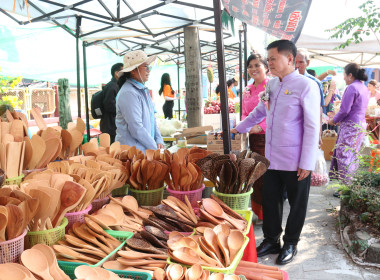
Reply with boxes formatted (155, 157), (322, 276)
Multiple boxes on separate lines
(0, 112), (288, 279)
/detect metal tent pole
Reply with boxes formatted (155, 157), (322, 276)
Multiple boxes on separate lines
(213, 0), (231, 154)
(239, 28), (243, 121)
(243, 23), (248, 87)
(177, 36), (181, 120)
(82, 41), (91, 141)
(76, 16), (82, 118)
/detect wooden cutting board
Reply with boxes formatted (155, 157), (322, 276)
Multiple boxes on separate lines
(10, 119), (24, 142)
(28, 135), (46, 170)
(30, 108), (47, 130)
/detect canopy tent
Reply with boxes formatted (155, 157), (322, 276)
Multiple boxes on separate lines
(296, 0), (380, 68)
(1, 0), (250, 153)
(0, 0), (313, 153)
(0, 0), (243, 73)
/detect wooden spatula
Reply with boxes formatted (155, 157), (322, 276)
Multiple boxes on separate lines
(52, 181), (86, 227)
(30, 108), (47, 130)
(10, 119), (24, 142)
(23, 136), (33, 170)
(28, 135), (46, 170)
(6, 142), (22, 178)
(99, 133), (110, 148)
(76, 118), (86, 135)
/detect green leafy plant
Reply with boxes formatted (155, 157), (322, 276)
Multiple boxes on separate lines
(325, 0), (380, 50)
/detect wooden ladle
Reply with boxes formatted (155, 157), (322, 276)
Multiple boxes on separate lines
(227, 230), (245, 262)
(168, 264), (184, 280)
(202, 199), (246, 231)
(52, 181), (86, 227)
(33, 244), (70, 280)
(21, 249), (54, 280)
(203, 228), (223, 264)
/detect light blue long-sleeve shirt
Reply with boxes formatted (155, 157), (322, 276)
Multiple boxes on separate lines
(115, 79), (164, 152)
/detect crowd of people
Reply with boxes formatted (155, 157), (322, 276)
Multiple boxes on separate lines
(96, 39), (378, 265)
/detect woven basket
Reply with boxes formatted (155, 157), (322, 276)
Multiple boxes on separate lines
(0, 230), (27, 263)
(212, 188), (253, 210)
(25, 218), (68, 249)
(129, 186), (165, 206)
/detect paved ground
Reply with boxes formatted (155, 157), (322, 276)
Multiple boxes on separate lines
(252, 176), (380, 279)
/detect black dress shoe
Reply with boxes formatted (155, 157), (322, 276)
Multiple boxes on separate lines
(276, 244), (297, 265)
(256, 239), (281, 257)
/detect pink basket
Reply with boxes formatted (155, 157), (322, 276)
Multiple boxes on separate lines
(0, 230), (27, 263)
(166, 184), (205, 207)
(90, 196), (110, 214)
(64, 204), (92, 232)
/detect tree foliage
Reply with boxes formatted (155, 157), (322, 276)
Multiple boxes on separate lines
(326, 0), (380, 50)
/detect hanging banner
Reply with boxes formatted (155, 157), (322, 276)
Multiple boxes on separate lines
(222, 0), (312, 42)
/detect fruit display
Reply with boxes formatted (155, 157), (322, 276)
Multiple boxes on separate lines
(204, 100), (235, 114)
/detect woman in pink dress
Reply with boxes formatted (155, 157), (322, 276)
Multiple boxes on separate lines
(242, 53), (269, 222)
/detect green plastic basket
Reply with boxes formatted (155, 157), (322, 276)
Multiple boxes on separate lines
(25, 217), (68, 249)
(112, 184), (128, 197)
(168, 236), (249, 274)
(58, 230), (133, 279)
(4, 173), (25, 186)
(106, 269), (152, 280)
(129, 186), (165, 206)
(213, 188), (253, 210)
(235, 210), (253, 236)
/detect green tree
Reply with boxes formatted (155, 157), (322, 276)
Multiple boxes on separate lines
(326, 0), (380, 50)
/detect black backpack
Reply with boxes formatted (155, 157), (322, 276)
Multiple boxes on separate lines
(91, 89), (104, 119)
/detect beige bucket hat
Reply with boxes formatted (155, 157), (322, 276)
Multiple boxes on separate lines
(118, 50), (156, 77)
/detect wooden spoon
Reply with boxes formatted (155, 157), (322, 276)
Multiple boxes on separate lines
(168, 264), (184, 280)
(188, 264), (202, 280)
(118, 250), (168, 260)
(60, 129), (72, 159)
(0, 206), (8, 241)
(117, 258), (167, 266)
(203, 228), (223, 264)
(217, 232), (230, 267)
(72, 222), (113, 254)
(154, 268), (166, 280)
(33, 244), (70, 280)
(202, 199), (246, 231)
(85, 217), (119, 242)
(52, 181), (86, 227)
(57, 240), (108, 259)
(0, 263), (32, 280)
(21, 248), (54, 280)
(5, 262), (38, 280)
(227, 230), (245, 262)
(210, 273), (225, 280)
(65, 234), (107, 253)
(74, 265), (99, 279)
(171, 247), (202, 266)
(53, 245), (101, 264)
(173, 237), (222, 268)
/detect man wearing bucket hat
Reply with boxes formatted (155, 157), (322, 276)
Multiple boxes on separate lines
(115, 50), (164, 152)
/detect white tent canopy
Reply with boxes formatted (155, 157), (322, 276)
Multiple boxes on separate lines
(297, 0), (380, 67)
